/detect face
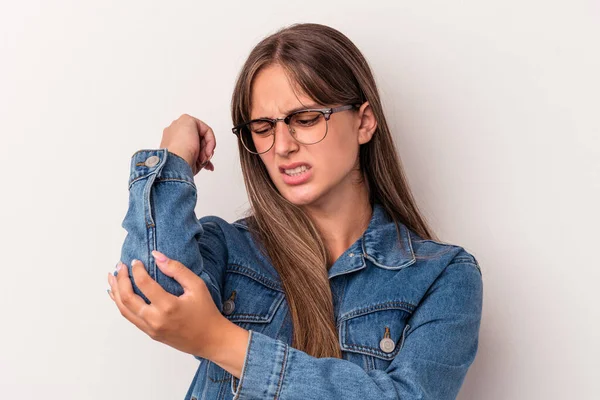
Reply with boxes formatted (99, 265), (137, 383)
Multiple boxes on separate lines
(249, 63), (376, 209)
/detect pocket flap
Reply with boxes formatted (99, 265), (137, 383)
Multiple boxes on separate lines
(339, 305), (411, 360)
(221, 269), (285, 324)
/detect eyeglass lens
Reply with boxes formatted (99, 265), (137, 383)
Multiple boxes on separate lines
(240, 111), (327, 154)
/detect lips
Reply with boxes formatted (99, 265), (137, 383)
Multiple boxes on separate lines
(278, 162), (312, 173)
(279, 164), (313, 185)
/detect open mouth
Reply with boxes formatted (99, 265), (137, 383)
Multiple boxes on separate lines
(279, 165), (312, 185)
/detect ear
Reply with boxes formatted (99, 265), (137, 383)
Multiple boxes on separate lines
(356, 101), (377, 145)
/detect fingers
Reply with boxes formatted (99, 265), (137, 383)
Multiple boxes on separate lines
(197, 157), (214, 173)
(108, 267), (153, 332)
(151, 250), (199, 293)
(192, 117), (216, 164)
(129, 259), (176, 309)
(114, 262), (149, 311)
(198, 139), (213, 167)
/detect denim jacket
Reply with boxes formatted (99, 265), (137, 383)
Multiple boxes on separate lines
(118, 148), (483, 400)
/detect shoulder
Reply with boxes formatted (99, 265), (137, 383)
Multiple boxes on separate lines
(196, 214), (258, 250)
(197, 214), (283, 285)
(192, 215), (253, 257)
(401, 227), (483, 316)
(407, 227), (482, 273)
(196, 214), (252, 235)
(400, 226), (483, 302)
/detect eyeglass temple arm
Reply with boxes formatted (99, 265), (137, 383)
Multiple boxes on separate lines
(330, 103), (361, 113)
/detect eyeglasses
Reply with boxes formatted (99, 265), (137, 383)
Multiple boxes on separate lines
(232, 104), (360, 154)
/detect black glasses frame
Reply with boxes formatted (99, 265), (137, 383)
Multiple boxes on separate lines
(232, 103), (361, 154)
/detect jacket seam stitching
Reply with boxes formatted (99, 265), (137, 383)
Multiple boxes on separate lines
(338, 301), (416, 323)
(128, 175), (195, 190)
(447, 260), (482, 274)
(274, 344), (289, 399)
(232, 330), (254, 400)
(155, 176), (196, 186)
(227, 264), (283, 292)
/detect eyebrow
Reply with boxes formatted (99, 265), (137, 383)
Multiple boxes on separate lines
(253, 103), (322, 120)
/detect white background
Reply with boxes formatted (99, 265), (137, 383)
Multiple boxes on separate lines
(1, 1), (598, 399)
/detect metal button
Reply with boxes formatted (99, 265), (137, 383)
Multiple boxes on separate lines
(379, 337), (395, 353)
(349, 252), (354, 257)
(144, 155), (160, 167)
(380, 326), (395, 353)
(223, 299), (235, 315)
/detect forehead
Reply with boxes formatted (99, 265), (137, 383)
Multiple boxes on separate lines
(250, 64), (317, 120)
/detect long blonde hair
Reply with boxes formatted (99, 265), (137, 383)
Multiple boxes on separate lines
(230, 23), (440, 358)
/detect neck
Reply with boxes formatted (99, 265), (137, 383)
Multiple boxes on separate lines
(302, 180), (372, 268)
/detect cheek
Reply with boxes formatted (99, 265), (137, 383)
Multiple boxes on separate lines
(258, 153), (278, 179)
(318, 127), (359, 170)
(258, 153), (271, 168)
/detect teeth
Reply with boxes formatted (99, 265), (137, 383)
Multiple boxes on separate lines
(284, 165), (309, 175)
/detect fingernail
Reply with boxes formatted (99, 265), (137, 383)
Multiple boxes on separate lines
(151, 250), (167, 263)
(117, 262), (123, 272)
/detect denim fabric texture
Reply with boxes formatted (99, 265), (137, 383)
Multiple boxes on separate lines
(118, 148), (483, 400)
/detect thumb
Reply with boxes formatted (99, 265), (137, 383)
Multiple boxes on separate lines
(151, 250), (196, 292)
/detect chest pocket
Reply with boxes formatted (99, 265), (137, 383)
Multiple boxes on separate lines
(339, 303), (413, 371)
(207, 265), (286, 385)
(220, 268), (285, 325)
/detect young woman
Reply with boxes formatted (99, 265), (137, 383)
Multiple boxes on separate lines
(107, 23), (483, 400)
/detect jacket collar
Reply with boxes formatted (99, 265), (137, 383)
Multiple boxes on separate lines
(232, 202), (416, 282)
(327, 202), (416, 279)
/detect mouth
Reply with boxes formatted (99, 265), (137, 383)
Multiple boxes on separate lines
(279, 164), (312, 176)
(279, 163), (313, 185)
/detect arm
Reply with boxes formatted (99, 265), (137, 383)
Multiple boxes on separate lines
(118, 148), (227, 330)
(227, 261), (483, 400)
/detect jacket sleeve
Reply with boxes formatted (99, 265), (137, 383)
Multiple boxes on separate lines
(117, 148), (227, 334)
(230, 261), (483, 400)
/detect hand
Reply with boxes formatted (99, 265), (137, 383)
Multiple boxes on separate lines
(159, 114), (216, 176)
(107, 251), (226, 360)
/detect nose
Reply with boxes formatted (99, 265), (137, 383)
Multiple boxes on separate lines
(273, 119), (298, 157)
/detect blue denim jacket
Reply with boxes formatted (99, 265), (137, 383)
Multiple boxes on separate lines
(118, 148), (483, 400)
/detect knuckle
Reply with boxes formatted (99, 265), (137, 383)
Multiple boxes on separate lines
(148, 328), (160, 340)
(168, 260), (181, 272)
(117, 306), (127, 317)
(135, 273), (148, 286)
(120, 292), (131, 306)
(162, 302), (176, 316)
(148, 320), (165, 337)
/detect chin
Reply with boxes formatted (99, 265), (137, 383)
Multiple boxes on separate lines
(284, 193), (317, 207)
(280, 186), (321, 207)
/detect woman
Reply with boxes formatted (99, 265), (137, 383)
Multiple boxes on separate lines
(107, 23), (483, 400)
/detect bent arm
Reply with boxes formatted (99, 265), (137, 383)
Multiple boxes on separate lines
(118, 148), (227, 332)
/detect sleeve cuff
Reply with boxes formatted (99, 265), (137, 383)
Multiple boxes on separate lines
(231, 330), (289, 399)
(128, 148), (194, 188)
